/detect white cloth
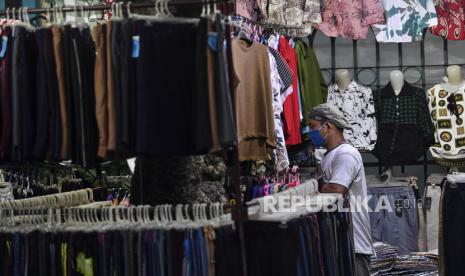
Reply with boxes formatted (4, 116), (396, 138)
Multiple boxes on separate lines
(327, 81), (378, 151)
(322, 143), (373, 254)
(424, 184), (441, 251)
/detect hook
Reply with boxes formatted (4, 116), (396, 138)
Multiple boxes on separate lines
(126, 1), (132, 18)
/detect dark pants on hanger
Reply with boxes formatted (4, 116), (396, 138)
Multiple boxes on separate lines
(442, 180), (465, 276)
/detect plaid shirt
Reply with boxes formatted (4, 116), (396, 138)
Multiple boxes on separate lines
(374, 82), (435, 137)
(373, 82), (435, 165)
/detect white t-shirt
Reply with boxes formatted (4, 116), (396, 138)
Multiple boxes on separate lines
(321, 143), (373, 255)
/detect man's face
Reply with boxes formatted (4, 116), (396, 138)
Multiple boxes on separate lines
(309, 119), (323, 131)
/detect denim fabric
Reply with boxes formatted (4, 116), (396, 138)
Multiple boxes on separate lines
(368, 186), (418, 254)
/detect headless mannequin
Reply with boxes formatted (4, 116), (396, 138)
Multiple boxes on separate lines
(446, 65), (463, 86)
(390, 70), (404, 96)
(335, 69), (352, 90)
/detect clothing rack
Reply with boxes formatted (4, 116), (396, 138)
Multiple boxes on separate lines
(0, 0), (234, 16)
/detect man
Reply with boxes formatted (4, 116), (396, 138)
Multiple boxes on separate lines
(309, 103), (373, 276)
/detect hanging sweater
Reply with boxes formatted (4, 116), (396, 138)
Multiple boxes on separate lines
(232, 38), (276, 161)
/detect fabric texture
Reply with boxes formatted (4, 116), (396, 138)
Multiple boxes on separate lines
(322, 143), (373, 255)
(428, 83), (465, 163)
(374, 82), (435, 166)
(316, 0), (385, 39)
(278, 37), (302, 146)
(92, 24), (108, 159)
(430, 0), (465, 40)
(268, 50), (290, 172)
(368, 186), (419, 255)
(441, 178), (465, 276)
(372, 0), (438, 42)
(232, 38), (276, 161)
(327, 81), (377, 151)
(294, 39), (327, 125)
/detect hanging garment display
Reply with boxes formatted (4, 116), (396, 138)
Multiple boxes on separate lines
(427, 82), (465, 165)
(265, 0), (322, 36)
(430, 0), (465, 40)
(372, 0), (438, 42)
(423, 174), (444, 252)
(367, 185), (419, 255)
(232, 38), (277, 161)
(440, 173), (465, 276)
(373, 82), (435, 166)
(268, 51), (290, 171)
(326, 81), (377, 151)
(278, 36), (302, 146)
(316, 0), (385, 40)
(294, 38), (327, 125)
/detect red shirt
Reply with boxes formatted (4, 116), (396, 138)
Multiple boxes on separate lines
(279, 37), (302, 146)
(430, 0), (465, 40)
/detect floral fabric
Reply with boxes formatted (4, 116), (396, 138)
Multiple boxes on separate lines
(327, 81), (377, 151)
(316, 0), (385, 39)
(372, 0), (438, 42)
(265, 0), (322, 36)
(268, 50), (290, 172)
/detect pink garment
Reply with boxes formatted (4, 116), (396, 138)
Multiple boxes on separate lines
(316, 0), (385, 40)
(236, 0), (266, 21)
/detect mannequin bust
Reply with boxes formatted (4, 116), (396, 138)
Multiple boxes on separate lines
(335, 69), (352, 90)
(446, 65), (463, 86)
(390, 70), (404, 96)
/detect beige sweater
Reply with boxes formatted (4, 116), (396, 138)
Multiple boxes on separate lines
(232, 39), (276, 161)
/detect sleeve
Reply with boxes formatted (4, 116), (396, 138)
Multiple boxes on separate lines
(363, 86), (378, 149)
(417, 88), (435, 144)
(328, 153), (358, 188)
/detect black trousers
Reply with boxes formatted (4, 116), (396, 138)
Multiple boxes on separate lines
(442, 180), (465, 276)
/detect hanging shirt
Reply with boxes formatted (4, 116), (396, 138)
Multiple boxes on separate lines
(265, 0), (321, 36)
(372, 0), (438, 42)
(327, 81), (377, 151)
(294, 39), (327, 125)
(316, 0), (385, 39)
(279, 37), (302, 146)
(430, 0), (465, 40)
(428, 83), (465, 164)
(232, 39), (277, 161)
(268, 50), (290, 172)
(373, 82), (435, 166)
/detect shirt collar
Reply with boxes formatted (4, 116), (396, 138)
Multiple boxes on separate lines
(382, 81), (414, 98)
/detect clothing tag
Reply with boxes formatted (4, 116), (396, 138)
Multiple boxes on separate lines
(0, 36), (8, 59)
(131, 36), (140, 58)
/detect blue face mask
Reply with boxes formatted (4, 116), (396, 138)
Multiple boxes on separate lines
(310, 124), (326, 148)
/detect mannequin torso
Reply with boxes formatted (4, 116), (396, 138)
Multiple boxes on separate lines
(390, 70), (404, 95)
(335, 69), (352, 91)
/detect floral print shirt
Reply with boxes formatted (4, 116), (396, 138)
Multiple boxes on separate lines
(268, 50), (290, 172)
(372, 0), (438, 42)
(327, 81), (377, 151)
(265, 0), (322, 36)
(430, 0), (465, 40)
(316, 0), (385, 40)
